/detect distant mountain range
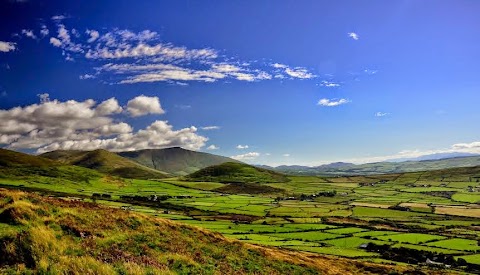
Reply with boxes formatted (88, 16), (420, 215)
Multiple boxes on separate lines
(386, 152), (479, 162)
(262, 154), (480, 176)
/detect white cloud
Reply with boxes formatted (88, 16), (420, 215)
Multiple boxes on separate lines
(283, 154), (290, 157)
(21, 29), (37, 39)
(86, 29), (99, 43)
(40, 25), (49, 37)
(49, 37), (62, 47)
(0, 41), (16, 52)
(364, 69), (378, 75)
(51, 15), (68, 21)
(320, 80), (340, 87)
(375, 112), (389, 117)
(126, 95), (165, 117)
(0, 96), (207, 153)
(206, 144), (219, 150)
(348, 32), (359, 40)
(285, 67), (315, 79)
(236, 145), (249, 149)
(37, 93), (50, 103)
(272, 63), (287, 69)
(317, 98), (350, 107)
(95, 98), (123, 115)
(201, 126), (220, 130)
(231, 152), (260, 160)
(79, 74), (96, 80)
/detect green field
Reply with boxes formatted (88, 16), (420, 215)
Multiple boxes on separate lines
(2, 155), (480, 273)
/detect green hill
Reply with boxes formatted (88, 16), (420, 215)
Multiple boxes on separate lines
(185, 162), (290, 184)
(118, 147), (239, 176)
(0, 148), (101, 183)
(0, 189), (409, 275)
(0, 148), (57, 167)
(41, 149), (169, 179)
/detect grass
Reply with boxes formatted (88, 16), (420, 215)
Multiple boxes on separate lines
(426, 238), (480, 251)
(375, 233), (446, 244)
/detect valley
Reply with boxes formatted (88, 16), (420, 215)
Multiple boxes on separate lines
(1, 148), (480, 273)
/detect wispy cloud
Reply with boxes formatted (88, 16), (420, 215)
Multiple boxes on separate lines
(320, 80), (340, 87)
(236, 144), (249, 149)
(283, 154), (290, 157)
(231, 152), (260, 160)
(317, 98), (350, 107)
(79, 74), (96, 80)
(201, 126), (220, 130)
(348, 32), (359, 40)
(375, 112), (389, 117)
(21, 29), (37, 40)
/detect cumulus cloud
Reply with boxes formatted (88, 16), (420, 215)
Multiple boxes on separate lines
(201, 126), (220, 130)
(348, 32), (359, 40)
(317, 98), (350, 107)
(231, 152), (260, 160)
(0, 95), (207, 153)
(126, 95), (165, 117)
(206, 144), (219, 150)
(236, 145), (249, 149)
(0, 41), (16, 52)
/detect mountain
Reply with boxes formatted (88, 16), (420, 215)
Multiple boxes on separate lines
(41, 149), (169, 179)
(118, 147), (239, 176)
(387, 152), (480, 162)
(185, 162), (290, 184)
(270, 156), (480, 176)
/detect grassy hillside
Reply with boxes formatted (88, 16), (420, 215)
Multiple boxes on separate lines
(185, 162), (290, 184)
(41, 149), (169, 179)
(0, 148), (57, 167)
(274, 156), (480, 176)
(118, 147), (239, 176)
(0, 148), (101, 183)
(0, 189), (408, 275)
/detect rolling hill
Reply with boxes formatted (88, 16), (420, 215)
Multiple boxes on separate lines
(185, 162), (290, 184)
(0, 148), (101, 183)
(118, 147), (239, 176)
(41, 149), (169, 179)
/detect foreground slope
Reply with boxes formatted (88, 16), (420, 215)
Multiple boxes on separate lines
(118, 147), (239, 176)
(0, 189), (414, 275)
(41, 149), (169, 179)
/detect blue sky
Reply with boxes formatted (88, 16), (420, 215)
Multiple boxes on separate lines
(1, 0), (480, 166)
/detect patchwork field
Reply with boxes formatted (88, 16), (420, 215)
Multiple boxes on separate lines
(1, 167), (480, 273)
